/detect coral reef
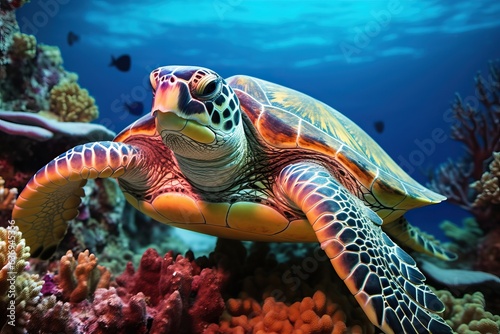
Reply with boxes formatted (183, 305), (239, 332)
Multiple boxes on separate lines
(48, 81), (99, 122)
(56, 249), (111, 303)
(428, 61), (500, 275)
(429, 61), (500, 230)
(0, 1), (79, 113)
(0, 228), (498, 334)
(114, 248), (226, 334)
(0, 1), (106, 225)
(472, 152), (500, 208)
(437, 290), (500, 334)
(0, 226), (43, 332)
(215, 291), (358, 334)
(0, 176), (17, 211)
(25, 295), (77, 334)
(8, 33), (36, 60)
(0, 226), (30, 296)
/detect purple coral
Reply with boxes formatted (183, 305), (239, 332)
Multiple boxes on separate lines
(429, 61), (500, 275)
(429, 61), (500, 231)
(40, 273), (60, 296)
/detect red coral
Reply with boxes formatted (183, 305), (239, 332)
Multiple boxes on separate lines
(115, 248), (225, 334)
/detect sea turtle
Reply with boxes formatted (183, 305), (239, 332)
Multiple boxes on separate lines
(12, 66), (456, 334)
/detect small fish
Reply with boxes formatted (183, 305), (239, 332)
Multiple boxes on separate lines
(124, 101), (144, 116)
(67, 31), (79, 46)
(110, 54), (131, 72)
(374, 121), (384, 134)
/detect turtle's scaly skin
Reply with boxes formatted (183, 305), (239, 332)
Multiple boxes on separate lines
(13, 66), (455, 334)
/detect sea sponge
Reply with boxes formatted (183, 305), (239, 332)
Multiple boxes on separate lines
(49, 81), (99, 122)
(56, 249), (111, 303)
(437, 290), (500, 334)
(9, 32), (36, 61)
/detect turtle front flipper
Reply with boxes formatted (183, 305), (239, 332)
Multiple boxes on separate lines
(383, 216), (457, 261)
(278, 163), (452, 334)
(12, 141), (140, 260)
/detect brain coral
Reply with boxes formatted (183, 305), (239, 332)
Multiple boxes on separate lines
(49, 81), (99, 122)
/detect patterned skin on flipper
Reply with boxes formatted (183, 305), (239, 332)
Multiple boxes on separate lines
(277, 162), (452, 334)
(12, 142), (140, 259)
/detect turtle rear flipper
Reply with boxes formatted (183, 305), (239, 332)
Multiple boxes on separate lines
(12, 141), (140, 260)
(278, 162), (452, 334)
(383, 217), (457, 261)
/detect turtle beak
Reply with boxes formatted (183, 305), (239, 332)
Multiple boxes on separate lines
(152, 76), (215, 144)
(151, 76), (209, 126)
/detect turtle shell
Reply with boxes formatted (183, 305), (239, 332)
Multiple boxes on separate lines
(227, 75), (445, 221)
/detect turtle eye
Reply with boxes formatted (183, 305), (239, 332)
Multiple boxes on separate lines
(192, 74), (221, 100)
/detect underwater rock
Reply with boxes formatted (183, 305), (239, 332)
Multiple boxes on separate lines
(0, 110), (113, 141)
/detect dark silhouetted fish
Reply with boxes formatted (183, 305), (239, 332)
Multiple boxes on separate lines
(124, 101), (144, 116)
(374, 121), (384, 134)
(67, 31), (79, 46)
(110, 54), (131, 72)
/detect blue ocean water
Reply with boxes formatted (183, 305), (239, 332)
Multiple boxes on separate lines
(16, 0), (500, 240)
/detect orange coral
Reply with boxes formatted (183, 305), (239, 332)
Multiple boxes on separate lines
(217, 291), (349, 334)
(56, 249), (111, 302)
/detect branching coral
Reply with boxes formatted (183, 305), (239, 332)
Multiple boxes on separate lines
(0, 225), (30, 296)
(49, 81), (99, 123)
(0, 226), (44, 332)
(429, 61), (500, 231)
(56, 249), (111, 303)
(25, 295), (77, 334)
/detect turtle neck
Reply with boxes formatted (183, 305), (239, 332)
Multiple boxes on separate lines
(173, 123), (249, 192)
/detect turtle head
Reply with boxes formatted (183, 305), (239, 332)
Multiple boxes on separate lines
(150, 66), (242, 157)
